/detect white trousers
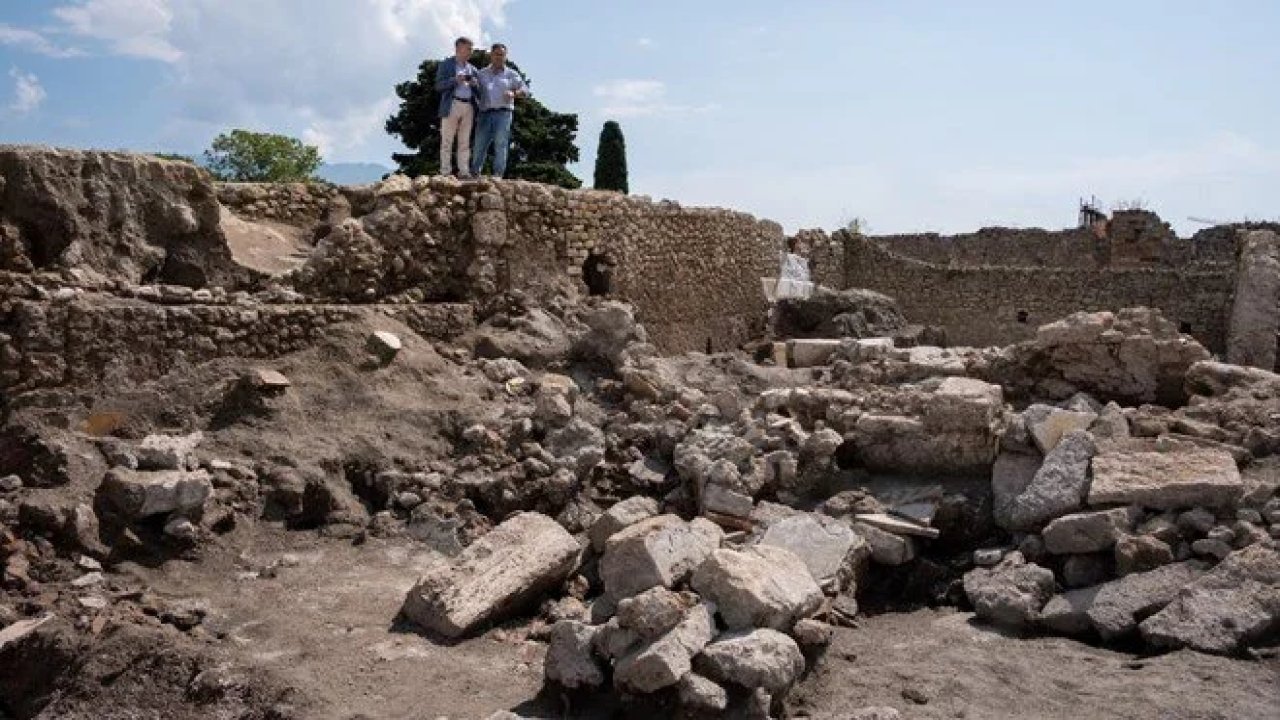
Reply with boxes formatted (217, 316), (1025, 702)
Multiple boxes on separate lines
(440, 101), (475, 175)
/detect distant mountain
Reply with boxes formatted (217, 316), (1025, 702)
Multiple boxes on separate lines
(317, 162), (392, 185)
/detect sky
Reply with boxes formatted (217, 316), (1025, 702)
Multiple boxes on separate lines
(1, 1), (1278, 235)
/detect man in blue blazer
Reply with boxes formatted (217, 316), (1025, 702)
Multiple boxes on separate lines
(435, 37), (478, 177)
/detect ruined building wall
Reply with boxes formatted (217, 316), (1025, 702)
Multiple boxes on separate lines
(841, 231), (1236, 352)
(872, 227), (1104, 269)
(219, 178), (784, 353)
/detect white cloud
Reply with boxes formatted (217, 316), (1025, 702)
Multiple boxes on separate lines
(39, 0), (509, 161)
(0, 24), (83, 58)
(593, 79), (716, 118)
(53, 0), (181, 62)
(9, 68), (47, 115)
(636, 37), (652, 48)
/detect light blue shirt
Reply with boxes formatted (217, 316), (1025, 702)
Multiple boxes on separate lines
(453, 62), (476, 100)
(476, 65), (527, 111)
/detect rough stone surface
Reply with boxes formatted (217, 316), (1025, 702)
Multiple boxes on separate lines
(616, 587), (693, 641)
(1043, 507), (1139, 555)
(962, 551), (1056, 631)
(1024, 405), (1097, 453)
(1114, 534), (1174, 576)
(1084, 561), (1207, 640)
(1004, 430), (1096, 531)
(544, 621), (604, 689)
(135, 432), (203, 471)
(759, 513), (866, 590)
(600, 515), (722, 600)
(677, 673), (729, 712)
(588, 496), (661, 552)
(852, 521), (916, 566)
(1089, 444), (1244, 510)
(691, 546), (824, 630)
(992, 452), (1043, 530)
(98, 468), (212, 520)
(1226, 230), (1280, 370)
(614, 602), (717, 694)
(696, 628), (806, 693)
(402, 512), (581, 638)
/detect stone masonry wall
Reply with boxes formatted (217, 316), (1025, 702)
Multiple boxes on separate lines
(220, 177), (784, 354)
(842, 231), (1236, 352)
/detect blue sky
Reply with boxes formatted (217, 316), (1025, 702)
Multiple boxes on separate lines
(1, 1), (1277, 235)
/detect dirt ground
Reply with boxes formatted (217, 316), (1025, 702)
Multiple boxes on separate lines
(115, 524), (1280, 720)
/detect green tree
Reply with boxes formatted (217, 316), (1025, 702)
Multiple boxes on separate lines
(592, 120), (628, 194)
(203, 129), (322, 182)
(385, 49), (581, 189)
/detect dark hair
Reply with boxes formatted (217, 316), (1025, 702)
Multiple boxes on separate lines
(455, 37), (473, 48)
(491, 43), (508, 52)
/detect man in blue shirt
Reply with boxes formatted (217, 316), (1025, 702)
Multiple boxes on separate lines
(469, 43), (529, 178)
(434, 37), (478, 177)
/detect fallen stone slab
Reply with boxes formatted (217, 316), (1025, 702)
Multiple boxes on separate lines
(600, 515), (723, 600)
(759, 513), (867, 591)
(1004, 430), (1096, 531)
(99, 468), (212, 520)
(1039, 587), (1101, 636)
(691, 546), (823, 630)
(853, 512), (940, 539)
(790, 339), (842, 368)
(695, 628), (806, 693)
(588, 496), (661, 552)
(0, 614), (53, 651)
(922, 378), (1004, 432)
(992, 452), (1043, 531)
(1043, 507), (1139, 555)
(852, 521), (916, 566)
(402, 512), (581, 638)
(367, 330), (402, 363)
(1084, 561), (1207, 640)
(962, 551), (1055, 631)
(1089, 445), (1244, 510)
(614, 602), (717, 694)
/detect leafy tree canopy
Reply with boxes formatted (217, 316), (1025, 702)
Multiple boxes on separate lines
(385, 49), (581, 189)
(204, 129), (322, 182)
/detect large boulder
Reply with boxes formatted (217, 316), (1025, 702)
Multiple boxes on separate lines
(1042, 507), (1139, 555)
(1079, 561), (1207, 640)
(600, 515), (723, 600)
(0, 146), (244, 286)
(695, 628), (806, 693)
(98, 468), (212, 521)
(962, 551), (1055, 631)
(473, 309), (573, 369)
(691, 546), (824, 630)
(773, 287), (908, 340)
(589, 496), (662, 552)
(1088, 442), (1244, 510)
(1139, 544), (1280, 654)
(402, 512), (581, 638)
(544, 621), (604, 689)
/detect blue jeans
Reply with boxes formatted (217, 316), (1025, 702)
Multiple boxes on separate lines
(470, 109), (514, 177)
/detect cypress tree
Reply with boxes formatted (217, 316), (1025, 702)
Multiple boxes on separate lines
(593, 121), (629, 194)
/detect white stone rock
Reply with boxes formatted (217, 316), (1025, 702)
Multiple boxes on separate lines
(759, 513), (867, 590)
(100, 468), (212, 520)
(790, 339), (842, 367)
(544, 621), (604, 689)
(136, 432), (203, 471)
(695, 628), (806, 693)
(1089, 444), (1244, 510)
(1023, 405), (1097, 454)
(367, 331), (402, 363)
(852, 521), (917, 566)
(402, 512), (581, 638)
(588, 496), (661, 552)
(853, 512), (940, 539)
(1043, 507), (1140, 555)
(600, 515), (722, 600)
(690, 546), (823, 630)
(614, 602), (717, 694)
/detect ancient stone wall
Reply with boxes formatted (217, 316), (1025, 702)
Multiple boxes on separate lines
(872, 227), (1104, 269)
(216, 182), (345, 230)
(841, 232), (1236, 352)
(221, 177), (784, 354)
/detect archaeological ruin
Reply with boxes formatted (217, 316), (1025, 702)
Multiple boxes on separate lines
(0, 145), (1278, 719)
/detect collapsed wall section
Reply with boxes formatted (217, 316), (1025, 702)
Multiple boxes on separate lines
(841, 231), (1235, 352)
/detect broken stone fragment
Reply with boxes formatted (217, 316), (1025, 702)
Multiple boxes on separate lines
(851, 520), (916, 566)
(1088, 444), (1244, 510)
(614, 602), (717, 694)
(616, 587), (695, 641)
(544, 620), (604, 689)
(1023, 404), (1097, 454)
(588, 496), (661, 552)
(991, 452), (1043, 531)
(244, 368), (291, 391)
(367, 330), (402, 364)
(853, 512), (940, 539)
(1114, 534), (1174, 576)
(99, 468), (212, 520)
(1082, 560), (1206, 640)
(759, 513), (867, 591)
(402, 512), (581, 638)
(600, 514), (722, 600)
(1003, 430), (1095, 531)
(695, 628), (806, 693)
(136, 432), (203, 471)
(962, 551), (1055, 631)
(677, 672), (728, 712)
(1042, 507), (1139, 555)
(690, 545), (823, 631)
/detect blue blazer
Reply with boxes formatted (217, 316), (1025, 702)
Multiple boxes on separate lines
(435, 57), (477, 118)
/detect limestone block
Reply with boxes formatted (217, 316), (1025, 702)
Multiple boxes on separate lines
(99, 468), (212, 520)
(600, 515), (723, 600)
(691, 546), (823, 630)
(1089, 445), (1243, 510)
(1043, 507), (1140, 555)
(614, 602), (717, 694)
(695, 628), (805, 693)
(759, 513), (868, 590)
